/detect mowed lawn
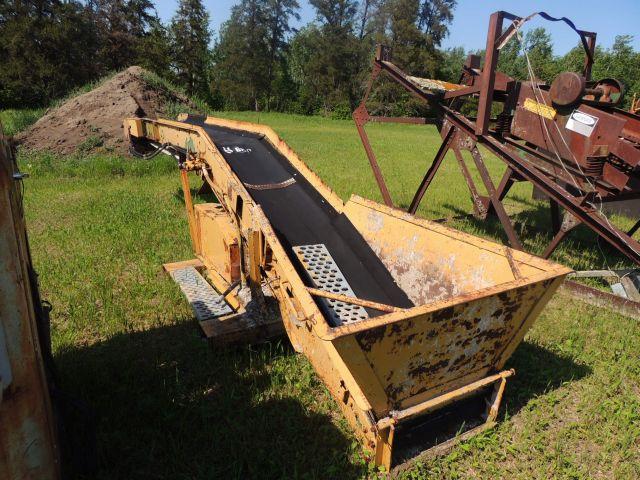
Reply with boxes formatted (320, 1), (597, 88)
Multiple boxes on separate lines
(12, 111), (640, 479)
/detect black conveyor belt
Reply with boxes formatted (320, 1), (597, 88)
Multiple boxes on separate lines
(183, 116), (413, 323)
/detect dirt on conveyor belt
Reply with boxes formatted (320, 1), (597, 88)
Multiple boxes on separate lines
(16, 66), (195, 155)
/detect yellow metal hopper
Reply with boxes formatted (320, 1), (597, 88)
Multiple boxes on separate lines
(124, 115), (571, 470)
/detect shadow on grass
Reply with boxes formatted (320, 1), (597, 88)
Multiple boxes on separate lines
(55, 321), (364, 480)
(503, 341), (592, 416)
(53, 317), (590, 479)
(173, 184), (218, 206)
(437, 200), (632, 268)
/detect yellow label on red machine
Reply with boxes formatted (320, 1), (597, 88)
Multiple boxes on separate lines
(523, 97), (557, 120)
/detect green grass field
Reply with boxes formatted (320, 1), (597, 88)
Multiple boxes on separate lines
(6, 110), (640, 479)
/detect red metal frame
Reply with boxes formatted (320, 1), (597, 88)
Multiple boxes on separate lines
(353, 10), (640, 265)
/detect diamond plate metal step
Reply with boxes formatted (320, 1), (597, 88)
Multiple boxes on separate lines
(293, 244), (369, 327)
(169, 266), (232, 321)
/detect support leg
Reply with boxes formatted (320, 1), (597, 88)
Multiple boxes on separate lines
(542, 212), (581, 258)
(374, 425), (395, 471)
(353, 104), (394, 207)
(452, 146), (487, 219)
(470, 146), (523, 250)
(484, 168), (516, 219)
(180, 169), (199, 253)
(408, 126), (456, 214)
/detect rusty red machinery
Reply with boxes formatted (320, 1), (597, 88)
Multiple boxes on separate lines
(354, 10), (640, 266)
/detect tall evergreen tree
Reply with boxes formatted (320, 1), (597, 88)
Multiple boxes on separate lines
(297, 0), (364, 112)
(439, 46), (466, 82)
(138, 16), (173, 77)
(213, 0), (299, 110)
(361, 0), (455, 116)
(265, 0), (300, 108)
(311, 0), (358, 29)
(91, 0), (157, 72)
(0, 0), (99, 107)
(170, 0), (212, 97)
(418, 0), (456, 46)
(214, 0), (270, 110)
(388, 0), (433, 75)
(497, 28), (558, 83)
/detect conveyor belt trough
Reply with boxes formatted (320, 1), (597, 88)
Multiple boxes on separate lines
(125, 114), (571, 470)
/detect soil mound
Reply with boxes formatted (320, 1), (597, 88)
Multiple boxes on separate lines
(16, 66), (196, 154)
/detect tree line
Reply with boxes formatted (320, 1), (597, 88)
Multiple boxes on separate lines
(1, 1), (638, 114)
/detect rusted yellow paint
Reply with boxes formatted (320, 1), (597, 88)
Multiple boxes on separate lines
(523, 97), (557, 120)
(1, 125), (60, 479)
(406, 75), (466, 93)
(124, 115), (572, 471)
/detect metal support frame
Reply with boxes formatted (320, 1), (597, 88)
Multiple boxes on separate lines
(444, 107), (640, 264)
(180, 168), (198, 252)
(451, 146), (487, 218)
(353, 103), (393, 206)
(353, 9), (640, 266)
(469, 146), (523, 249)
(408, 126), (455, 214)
(476, 11), (504, 136)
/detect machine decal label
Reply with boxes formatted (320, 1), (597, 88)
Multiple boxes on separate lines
(566, 110), (599, 137)
(523, 98), (556, 120)
(222, 146), (252, 154)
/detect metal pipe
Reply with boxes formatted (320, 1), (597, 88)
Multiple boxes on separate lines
(305, 287), (402, 313)
(376, 369), (515, 430)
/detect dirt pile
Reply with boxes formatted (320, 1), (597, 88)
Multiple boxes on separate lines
(16, 66), (196, 154)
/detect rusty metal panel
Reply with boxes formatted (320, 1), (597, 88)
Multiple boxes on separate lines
(337, 280), (550, 410)
(195, 203), (240, 286)
(332, 196), (569, 412)
(344, 196), (551, 304)
(0, 127), (60, 479)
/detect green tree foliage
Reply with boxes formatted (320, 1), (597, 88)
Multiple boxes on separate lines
(0, 1), (99, 107)
(418, 0), (456, 46)
(213, 0), (300, 111)
(388, 0), (436, 75)
(138, 17), (173, 78)
(287, 25), (321, 113)
(90, 0), (158, 72)
(497, 28), (558, 83)
(284, 0), (365, 114)
(214, 0), (270, 110)
(303, 0), (365, 112)
(439, 46), (466, 83)
(361, 0), (454, 116)
(593, 35), (640, 106)
(170, 0), (212, 97)
(357, 0), (383, 40)
(265, 0), (300, 109)
(7, 0), (638, 116)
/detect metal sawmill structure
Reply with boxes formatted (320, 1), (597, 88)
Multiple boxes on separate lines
(125, 113), (570, 470)
(354, 10), (640, 267)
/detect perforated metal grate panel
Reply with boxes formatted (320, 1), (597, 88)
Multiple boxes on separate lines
(293, 244), (369, 326)
(169, 266), (233, 321)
